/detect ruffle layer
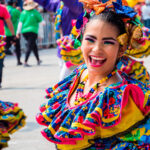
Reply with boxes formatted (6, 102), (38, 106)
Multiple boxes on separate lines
(125, 40), (150, 58)
(36, 64), (150, 145)
(0, 36), (6, 59)
(117, 56), (150, 83)
(57, 35), (84, 65)
(0, 100), (26, 148)
(0, 45), (5, 59)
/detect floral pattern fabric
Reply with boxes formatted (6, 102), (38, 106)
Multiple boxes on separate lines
(0, 100), (26, 148)
(36, 64), (150, 150)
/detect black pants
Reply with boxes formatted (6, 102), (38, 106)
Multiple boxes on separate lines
(5, 36), (21, 64)
(23, 32), (40, 63)
(0, 59), (4, 85)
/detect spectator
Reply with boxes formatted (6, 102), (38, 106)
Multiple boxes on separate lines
(16, 0), (42, 67)
(141, 0), (150, 28)
(0, 2), (15, 88)
(36, 6), (46, 49)
(33, 0), (83, 80)
(5, 0), (22, 65)
(16, 0), (23, 10)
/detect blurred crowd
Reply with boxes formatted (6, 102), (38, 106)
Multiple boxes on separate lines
(0, 0), (57, 89)
(0, 0), (55, 66)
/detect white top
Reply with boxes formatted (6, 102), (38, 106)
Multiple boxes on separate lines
(141, 5), (150, 20)
(16, 22), (22, 35)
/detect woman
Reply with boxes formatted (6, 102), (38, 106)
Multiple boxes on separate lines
(57, 1), (150, 84)
(16, 0), (42, 66)
(36, 0), (150, 149)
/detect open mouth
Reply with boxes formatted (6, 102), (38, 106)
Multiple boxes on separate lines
(89, 56), (106, 67)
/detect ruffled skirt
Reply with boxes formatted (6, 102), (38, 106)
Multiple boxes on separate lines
(0, 100), (26, 148)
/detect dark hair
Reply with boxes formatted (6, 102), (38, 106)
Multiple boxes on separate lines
(7, 0), (17, 5)
(85, 11), (126, 35)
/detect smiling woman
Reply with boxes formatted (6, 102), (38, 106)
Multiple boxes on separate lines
(36, 0), (150, 150)
(81, 12), (122, 78)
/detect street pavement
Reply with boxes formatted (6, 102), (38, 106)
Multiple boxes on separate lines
(1, 48), (59, 150)
(0, 48), (150, 150)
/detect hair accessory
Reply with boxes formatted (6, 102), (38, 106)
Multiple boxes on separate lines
(117, 25), (143, 48)
(74, 69), (117, 105)
(78, 0), (150, 58)
(112, 0), (137, 19)
(79, 0), (113, 15)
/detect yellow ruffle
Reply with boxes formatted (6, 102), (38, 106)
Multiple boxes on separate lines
(125, 40), (150, 58)
(0, 46), (5, 59)
(127, 60), (150, 83)
(57, 96), (145, 150)
(60, 49), (82, 56)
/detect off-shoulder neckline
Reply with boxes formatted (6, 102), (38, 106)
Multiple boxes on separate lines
(67, 68), (126, 109)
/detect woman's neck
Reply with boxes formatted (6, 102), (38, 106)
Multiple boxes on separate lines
(86, 70), (122, 88)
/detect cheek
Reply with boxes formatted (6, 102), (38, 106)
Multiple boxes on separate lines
(106, 47), (120, 61)
(81, 43), (89, 56)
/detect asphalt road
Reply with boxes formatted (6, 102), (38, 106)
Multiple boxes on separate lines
(0, 48), (150, 150)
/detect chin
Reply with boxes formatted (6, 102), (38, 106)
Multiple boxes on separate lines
(87, 63), (114, 76)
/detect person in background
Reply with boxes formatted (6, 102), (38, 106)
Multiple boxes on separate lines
(0, 2), (15, 88)
(36, 0), (150, 149)
(37, 6), (46, 49)
(33, 0), (83, 80)
(141, 0), (150, 28)
(16, 0), (42, 67)
(16, 0), (23, 10)
(5, 0), (22, 65)
(0, 2), (15, 36)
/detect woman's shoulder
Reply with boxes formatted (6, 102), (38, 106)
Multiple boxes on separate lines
(106, 72), (150, 115)
(42, 64), (87, 103)
(116, 55), (150, 83)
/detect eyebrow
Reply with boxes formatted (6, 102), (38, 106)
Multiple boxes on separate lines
(85, 35), (117, 41)
(85, 35), (97, 40)
(102, 37), (117, 41)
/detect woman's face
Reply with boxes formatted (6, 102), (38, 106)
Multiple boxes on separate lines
(81, 19), (120, 76)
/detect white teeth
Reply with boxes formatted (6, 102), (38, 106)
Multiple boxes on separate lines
(90, 56), (105, 60)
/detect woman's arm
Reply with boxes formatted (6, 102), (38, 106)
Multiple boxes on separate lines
(16, 22), (22, 38)
(5, 18), (15, 36)
(34, 0), (59, 12)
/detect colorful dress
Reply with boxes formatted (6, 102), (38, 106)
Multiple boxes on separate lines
(117, 55), (150, 84)
(36, 64), (150, 150)
(0, 100), (26, 148)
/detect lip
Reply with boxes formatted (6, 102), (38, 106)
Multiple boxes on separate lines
(90, 55), (106, 60)
(89, 55), (106, 67)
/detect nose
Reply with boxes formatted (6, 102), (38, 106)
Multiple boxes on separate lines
(92, 42), (103, 53)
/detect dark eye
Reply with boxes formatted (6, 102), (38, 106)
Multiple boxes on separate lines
(85, 37), (95, 43)
(104, 41), (115, 45)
